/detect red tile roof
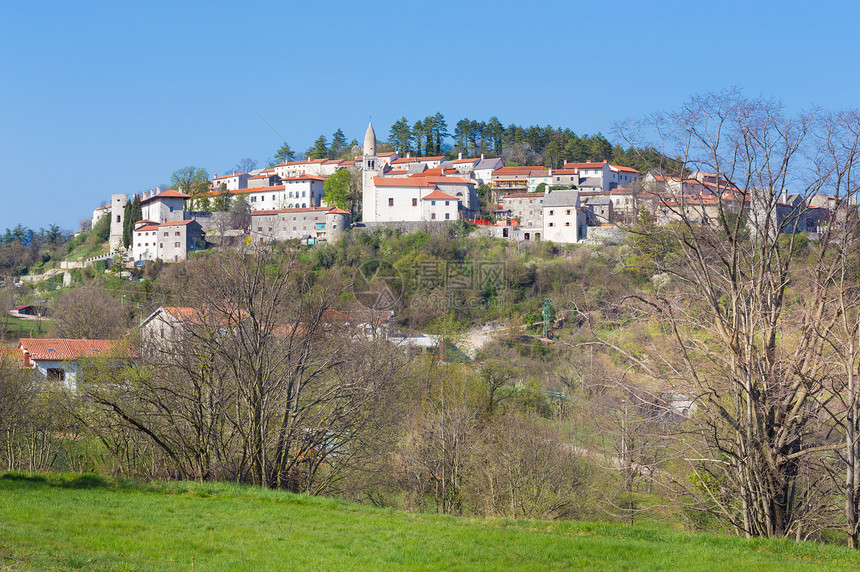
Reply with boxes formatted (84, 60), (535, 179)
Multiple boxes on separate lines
(18, 338), (125, 361)
(373, 177), (435, 188)
(422, 189), (458, 201)
(160, 220), (195, 227)
(212, 173), (245, 180)
(135, 225), (160, 232)
(501, 193), (546, 199)
(409, 168), (458, 178)
(493, 166), (545, 176)
(251, 206), (333, 216)
(141, 189), (190, 204)
(419, 176), (474, 186)
(454, 157), (480, 163)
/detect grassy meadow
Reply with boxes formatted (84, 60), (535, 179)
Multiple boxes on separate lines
(1, 473), (859, 571)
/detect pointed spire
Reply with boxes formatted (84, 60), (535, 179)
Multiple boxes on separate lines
(363, 121), (377, 157)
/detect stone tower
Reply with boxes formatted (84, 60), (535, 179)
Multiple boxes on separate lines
(361, 121), (380, 223)
(109, 193), (128, 252)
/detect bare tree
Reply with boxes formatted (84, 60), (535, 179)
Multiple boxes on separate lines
(613, 90), (860, 539)
(50, 287), (129, 339)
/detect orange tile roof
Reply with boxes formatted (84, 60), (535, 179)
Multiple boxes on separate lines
(373, 177), (434, 188)
(409, 168), (458, 178)
(501, 193), (546, 199)
(419, 176), (474, 186)
(18, 338), (125, 361)
(454, 157), (480, 163)
(141, 189), (189, 204)
(135, 225), (160, 232)
(493, 166), (545, 175)
(251, 206), (333, 216)
(422, 189), (458, 201)
(160, 220), (195, 227)
(212, 173), (245, 180)
(326, 207), (351, 215)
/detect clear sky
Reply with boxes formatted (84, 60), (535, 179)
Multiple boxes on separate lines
(2, 0), (858, 232)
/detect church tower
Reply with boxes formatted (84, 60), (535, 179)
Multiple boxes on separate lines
(361, 121), (380, 223)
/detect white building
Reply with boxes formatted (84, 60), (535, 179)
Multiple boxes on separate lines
(140, 189), (189, 224)
(542, 190), (588, 243)
(211, 171), (250, 191)
(132, 219), (206, 263)
(562, 161), (640, 191)
(17, 338), (126, 390)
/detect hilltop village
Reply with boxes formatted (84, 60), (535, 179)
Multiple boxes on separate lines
(87, 120), (844, 268)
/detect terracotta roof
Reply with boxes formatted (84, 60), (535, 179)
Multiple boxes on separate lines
(419, 156), (445, 161)
(326, 207), (351, 215)
(322, 159), (343, 165)
(251, 206), (334, 216)
(611, 165), (641, 174)
(386, 169), (408, 175)
(18, 338), (125, 361)
(134, 219), (159, 225)
(501, 193), (546, 199)
(135, 225), (160, 232)
(454, 157), (480, 163)
(160, 220), (195, 227)
(212, 173), (245, 180)
(160, 306), (198, 321)
(493, 166), (545, 176)
(422, 189), (458, 201)
(563, 161), (609, 169)
(409, 168), (458, 178)
(372, 177), (434, 188)
(141, 189), (189, 204)
(419, 176), (474, 186)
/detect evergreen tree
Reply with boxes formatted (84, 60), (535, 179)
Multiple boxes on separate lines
(329, 128), (347, 159)
(307, 135), (328, 160)
(274, 142), (295, 163)
(388, 117), (412, 156)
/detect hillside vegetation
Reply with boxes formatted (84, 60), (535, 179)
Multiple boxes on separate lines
(2, 473), (858, 571)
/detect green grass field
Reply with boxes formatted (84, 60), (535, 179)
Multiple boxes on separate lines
(1, 317), (52, 340)
(1, 473), (858, 571)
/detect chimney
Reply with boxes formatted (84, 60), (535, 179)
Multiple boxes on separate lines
(458, 152), (463, 160)
(214, 173), (217, 179)
(406, 152), (411, 158)
(233, 170), (236, 175)
(481, 154), (484, 160)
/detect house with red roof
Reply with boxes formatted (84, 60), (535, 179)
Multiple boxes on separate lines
(15, 338), (129, 389)
(132, 219), (205, 263)
(211, 171), (250, 191)
(561, 161), (640, 191)
(140, 188), (190, 224)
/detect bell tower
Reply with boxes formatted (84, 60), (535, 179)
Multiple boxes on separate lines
(361, 121), (380, 222)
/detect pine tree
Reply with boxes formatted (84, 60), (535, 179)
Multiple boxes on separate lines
(329, 128), (347, 159)
(307, 135), (328, 160)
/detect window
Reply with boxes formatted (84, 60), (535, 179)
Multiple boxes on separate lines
(445, 213), (450, 220)
(431, 200), (436, 206)
(445, 201), (449, 206)
(388, 198), (394, 206)
(137, 243), (141, 247)
(566, 209), (571, 215)
(549, 222), (555, 227)
(412, 198), (417, 207)
(163, 232), (168, 236)
(565, 221), (570, 227)
(160, 243), (163, 248)
(251, 196), (256, 202)
(117, 215), (121, 223)
(175, 242), (180, 248)
(431, 213), (436, 220)
(549, 209), (554, 215)
(257, 227), (263, 231)
(46, 368), (65, 381)
(175, 232), (180, 236)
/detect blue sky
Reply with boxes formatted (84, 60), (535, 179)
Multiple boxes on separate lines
(2, 0), (858, 232)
